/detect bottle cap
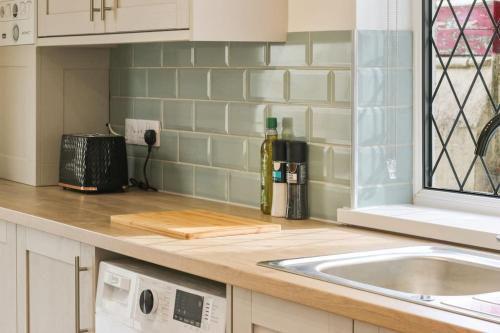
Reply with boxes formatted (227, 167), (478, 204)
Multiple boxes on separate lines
(286, 141), (307, 163)
(266, 117), (277, 129)
(272, 140), (287, 161)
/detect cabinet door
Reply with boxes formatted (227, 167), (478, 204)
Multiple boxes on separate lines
(38, 0), (104, 37)
(103, 0), (189, 34)
(232, 287), (353, 333)
(0, 221), (17, 333)
(17, 227), (95, 333)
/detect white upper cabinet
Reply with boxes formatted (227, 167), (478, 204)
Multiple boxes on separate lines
(37, 0), (287, 45)
(38, 0), (105, 36)
(103, 0), (189, 34)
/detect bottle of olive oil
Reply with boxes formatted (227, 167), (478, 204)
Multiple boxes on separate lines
(260, 117), (278, 214)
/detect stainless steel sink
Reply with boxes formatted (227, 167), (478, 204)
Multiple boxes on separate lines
(259, 246), (500, 323)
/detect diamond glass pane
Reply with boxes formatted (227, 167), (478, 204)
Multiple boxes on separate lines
(427, 0), (500, 197)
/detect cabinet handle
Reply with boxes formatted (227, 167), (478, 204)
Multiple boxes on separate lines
(75, 256), (89, 333)
(101, 0), (113, 21)
(90, 0), (101, 22)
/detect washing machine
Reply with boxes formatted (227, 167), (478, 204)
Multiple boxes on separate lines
(96, 259), (227, 333)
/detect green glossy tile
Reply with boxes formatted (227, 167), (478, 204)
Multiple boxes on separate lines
(357, 68), (387, 107)
(357, 30), (387, 68)
(269, 32), (309, 66)
(269, 105), (309, 141)
(309, 182), (350, 220)
(178, 69), (209, 99)
(110, 68), (120, 96)
(247, 70), (286, 102)
(211, 136), (247, 170)
(194, 42), (228, 67)
(388, 31), (413, 68)
(358, 107), (412, 146)
(332, 147), (351, 186)
(194, 167), (228, 201)
(149, 160), (163, 191)
(308, 145), (332, 182)
(127, 157), (147, 180)
(148, 69), (176, 98)
(311, 107), (351, 145)
(163, 42), (193, 67)
(228, 103), (266, 137)
(311, 31), (352, 66)
(247, 138), (262, 173)
(388, 69), (412, 107)
(134, 43), (162, 67)
(120, 69), (147, 97)
(289, 70), (332, 103)
(111, 44), (133, 68)
(163, 100), (194, 131)
(179, 133), (210, 166)
(152, 131), (178, 161)
(134, 99), (162, 121)
(110, 98), (133, 127)
(194, 102), (227, 134)
(358, 145), (412, 186)
(333, 71), (351, 105)
(357, 184), (412, 207)
(163, 163), (194, 195)
(211, 69), (245, 101)
(229, 172), (260, 207)
(229, 42), (267, 67)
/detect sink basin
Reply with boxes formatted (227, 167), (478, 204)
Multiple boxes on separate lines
(259, 246), (500, 322)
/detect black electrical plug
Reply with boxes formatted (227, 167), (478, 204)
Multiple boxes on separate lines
(144, 129), (157, 149)
(129, 129), (158, 192)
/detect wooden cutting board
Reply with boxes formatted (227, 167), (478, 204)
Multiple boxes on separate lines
(110, 209), (281, 240)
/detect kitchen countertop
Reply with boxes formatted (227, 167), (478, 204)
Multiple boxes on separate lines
(0, 180), (498, 333)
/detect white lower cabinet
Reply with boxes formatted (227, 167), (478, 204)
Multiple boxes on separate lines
(16, 227), (97, 333)
(232, 287), (353, 333)
(0, 221), (17, 333)
(232, 287), (399, 333)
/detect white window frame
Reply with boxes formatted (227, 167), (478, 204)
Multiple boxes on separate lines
(412, 0), (500, 217)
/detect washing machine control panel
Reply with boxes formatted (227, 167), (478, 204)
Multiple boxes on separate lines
(0, 0), (35, 46)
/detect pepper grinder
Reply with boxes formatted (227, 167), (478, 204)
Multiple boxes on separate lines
(286, 141), (308, 220)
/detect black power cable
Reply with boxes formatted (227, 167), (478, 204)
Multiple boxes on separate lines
(129, 130), (158, 192)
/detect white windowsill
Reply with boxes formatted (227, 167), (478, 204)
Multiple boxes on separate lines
(337, 205), (500, 251)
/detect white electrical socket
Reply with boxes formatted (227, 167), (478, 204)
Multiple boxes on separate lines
(125, 119), (161, 147)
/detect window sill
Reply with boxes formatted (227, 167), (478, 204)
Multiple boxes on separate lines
(337, 205), (500, 251)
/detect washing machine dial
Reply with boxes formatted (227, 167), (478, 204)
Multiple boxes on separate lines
(139, 289), (158, 315)
(12, 3), (18, 18)
(12, 24), (19, 42)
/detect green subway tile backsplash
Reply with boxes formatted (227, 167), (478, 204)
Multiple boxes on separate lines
(111, 31), (354, 220)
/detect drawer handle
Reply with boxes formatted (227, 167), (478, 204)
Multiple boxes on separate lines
(75, 256), (89, 333)
(101, 0), (113, 21)
(90, 0), (101, 22)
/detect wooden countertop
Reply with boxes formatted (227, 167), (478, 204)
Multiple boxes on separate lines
(0, 180), (498, 333)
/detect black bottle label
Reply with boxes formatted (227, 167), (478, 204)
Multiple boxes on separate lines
(286, 163), (307, 185)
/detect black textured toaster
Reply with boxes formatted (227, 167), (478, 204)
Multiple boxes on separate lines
(59, 134), (128, 193)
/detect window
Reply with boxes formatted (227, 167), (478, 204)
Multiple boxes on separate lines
(424, 0), (500, 198)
